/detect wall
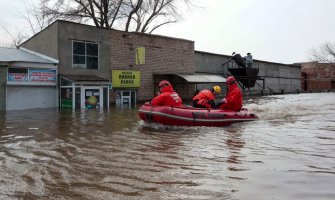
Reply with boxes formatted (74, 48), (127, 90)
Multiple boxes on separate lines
(195, 51), (301, 94)
(110, 30), (195, 102)
(0, 67), (7, 111)
(262, 63), (301, 93)
(22, 21), (195, 104)
(57, 21), (111, 80)
(20, 22), (59, 60)
(301, 62), (335, 91)
(21, 21), (111, 80)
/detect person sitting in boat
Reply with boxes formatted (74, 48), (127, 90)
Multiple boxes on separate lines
(193, 86), (221, 109)
(216, 76), (243, 111)
(151, 80), (182, 107)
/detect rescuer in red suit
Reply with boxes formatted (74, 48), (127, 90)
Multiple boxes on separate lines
(151, 80), (182, 106)
(192, 86), (221, 109)
(217, 76), (243, 111)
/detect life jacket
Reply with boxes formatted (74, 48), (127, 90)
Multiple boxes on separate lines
(192, 89), (215, 108)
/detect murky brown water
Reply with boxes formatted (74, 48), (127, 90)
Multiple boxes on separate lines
(1, 93), (334, 200)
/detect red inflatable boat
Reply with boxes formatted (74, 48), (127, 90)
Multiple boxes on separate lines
(138, 102), (258, 127)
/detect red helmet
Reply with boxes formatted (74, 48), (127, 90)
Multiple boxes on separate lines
(159, 80), (171, 87)
(226, 76), (237, 85)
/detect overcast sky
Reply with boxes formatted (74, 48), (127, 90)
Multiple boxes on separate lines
(1, 0), (335, 64)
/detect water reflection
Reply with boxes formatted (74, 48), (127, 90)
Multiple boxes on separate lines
(0, 93), (335, 200)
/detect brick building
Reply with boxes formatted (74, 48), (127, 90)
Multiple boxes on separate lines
(20, 20), (306, 110)
(21, 20), (223, 109)
(301, 62), (335, 91)
(109, 29), (195, 104)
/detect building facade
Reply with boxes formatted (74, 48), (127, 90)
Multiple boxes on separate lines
(0, 47), (58, 111)
(301, 62), (335, 92)
(195, 51), (302, 95)
(109, 28), (195, 106)
(21, 20), (200, 109)
(20, 20), (305, 110)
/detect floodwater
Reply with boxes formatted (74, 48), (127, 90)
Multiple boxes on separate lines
(0, 93), (334, 200)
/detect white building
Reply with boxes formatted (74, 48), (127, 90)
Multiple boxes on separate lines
(0, 47), (59, 111)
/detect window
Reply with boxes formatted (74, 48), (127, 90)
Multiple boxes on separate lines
(8, 68), (28, 82)
(73, 41), (99, 69)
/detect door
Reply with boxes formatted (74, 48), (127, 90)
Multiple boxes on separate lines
(121, 91), (131, 109)
(7, 86), (57, 110)
(82, 87), (103, 109)
(115, 90), (137, 109)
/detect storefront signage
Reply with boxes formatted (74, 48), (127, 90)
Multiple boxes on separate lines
(112, 70), (140, 88)
(135, 47), (145, 65)
(8, 72), (28, 82)
(29, 69), (56, 82)
(8, 68), (56, 83)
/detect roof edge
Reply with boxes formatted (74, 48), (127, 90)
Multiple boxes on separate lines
(20, 47), (59, 64)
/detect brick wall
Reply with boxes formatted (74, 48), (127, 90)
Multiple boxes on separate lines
(110, 30), (195, 102)
(301, 62), (335, 91)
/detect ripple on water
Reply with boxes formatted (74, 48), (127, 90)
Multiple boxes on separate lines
(0, 93), (335, 199)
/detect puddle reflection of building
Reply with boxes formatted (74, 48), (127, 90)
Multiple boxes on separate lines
(140, 129), (184, 152)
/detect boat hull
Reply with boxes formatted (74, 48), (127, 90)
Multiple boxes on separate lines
(138, 103), (258, 127)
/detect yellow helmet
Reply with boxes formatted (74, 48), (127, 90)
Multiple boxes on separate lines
(212, 85), (221, 94)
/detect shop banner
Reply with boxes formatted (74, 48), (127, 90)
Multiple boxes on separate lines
(29, 69), (56, 82)
(112, 70), (140, 88)
(135, 47), (145, 65)
(8, 73), (28, 82)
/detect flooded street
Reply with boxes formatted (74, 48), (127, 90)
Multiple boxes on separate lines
(0, 93), (334, 200)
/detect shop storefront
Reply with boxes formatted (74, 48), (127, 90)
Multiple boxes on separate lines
(112, 70), (140, 108)
(60, 75), (110, 109)
(0, 47), (59, 111)
(6, 68), (58, 110)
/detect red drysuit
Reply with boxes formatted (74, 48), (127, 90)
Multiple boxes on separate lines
(219, 84), (242, 111)
(151, 85), (182, 106)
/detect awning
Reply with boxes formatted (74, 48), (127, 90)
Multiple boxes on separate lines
(61, 75), (110, 82)
(177, 74), (226, 83)
(154, 74), (226, 84)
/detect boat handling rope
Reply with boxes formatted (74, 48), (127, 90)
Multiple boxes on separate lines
(192, 112), (196, 123)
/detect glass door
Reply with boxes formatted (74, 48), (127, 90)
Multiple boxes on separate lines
(115, 90), (137, 109)
(82, 87), (102, 109)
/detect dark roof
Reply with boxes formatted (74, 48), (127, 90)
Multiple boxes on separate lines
(61, 75), (109, 82)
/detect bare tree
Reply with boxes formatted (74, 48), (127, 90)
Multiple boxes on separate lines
(0, 24), (27, 48)
(20, 2), (55, 35)
(1, 0), (197, 46)
(37, 0), (196, 33)
(0, 0), (53, 47)
(311, 42), (335, 63)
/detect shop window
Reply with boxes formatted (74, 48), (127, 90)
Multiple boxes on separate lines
(60, 77), (73, 86)
(60, 88), (73, 109)
(73, 41), (99, 69)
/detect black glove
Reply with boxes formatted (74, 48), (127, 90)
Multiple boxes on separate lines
(215, 102), (223, 108)
(208, 100), (216, 108)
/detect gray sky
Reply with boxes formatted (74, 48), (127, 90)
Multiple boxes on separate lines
(1, 0), (335, 64)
